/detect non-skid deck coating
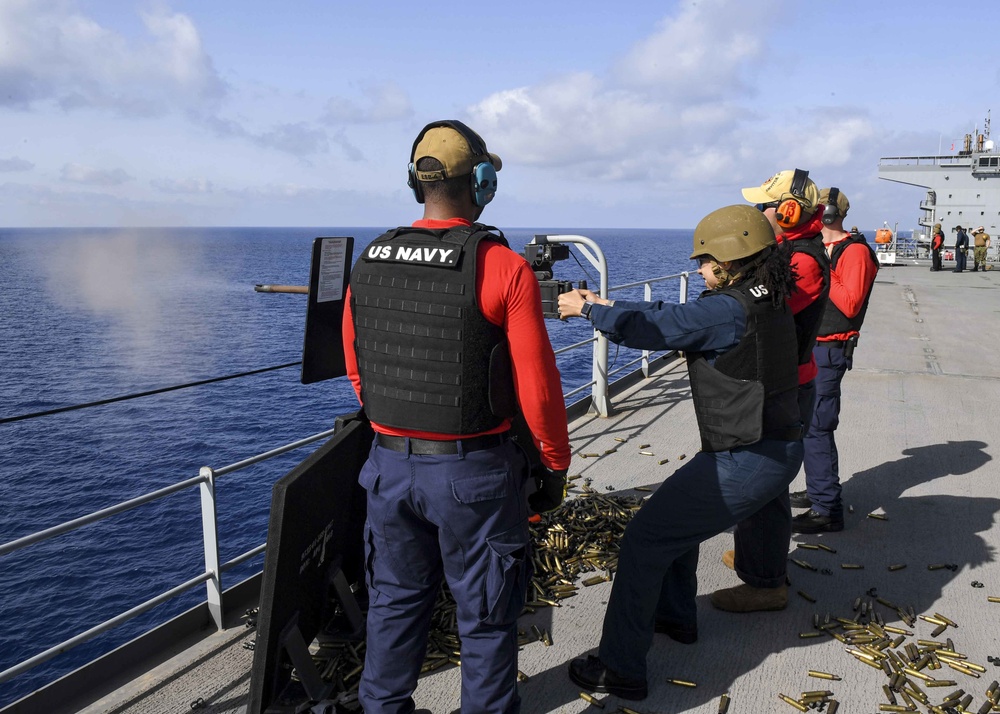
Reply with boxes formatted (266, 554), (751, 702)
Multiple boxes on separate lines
(80, 259), (1000, 714)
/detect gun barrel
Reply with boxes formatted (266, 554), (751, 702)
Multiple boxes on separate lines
(254, 284), (308, 294)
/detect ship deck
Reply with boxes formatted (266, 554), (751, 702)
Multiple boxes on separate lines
(50, 258), (1000, 712)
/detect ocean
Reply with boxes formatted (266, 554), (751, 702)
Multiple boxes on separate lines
(0, 226), (698, 706)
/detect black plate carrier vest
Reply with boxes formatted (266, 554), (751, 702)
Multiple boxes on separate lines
(686, 281), (801, 452)
(818, 234), (879, 337)
(350, 224), (515, 434)
(787, 234), (831, 366)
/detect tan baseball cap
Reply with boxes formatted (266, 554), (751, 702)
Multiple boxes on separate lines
(412, 124), (501, 182)
(741, 169), (819, 212)
(819, 188), (850, 217)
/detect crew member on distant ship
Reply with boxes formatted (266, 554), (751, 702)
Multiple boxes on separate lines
(931, 223), (944, 271)
(557, 205), (803, 701)
(954, 225), (970, 272)
(342, 120), (571, 714)
(790, 189), (879, 533)
(972, 226), (991, 271)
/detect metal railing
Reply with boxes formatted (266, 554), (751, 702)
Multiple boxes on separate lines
(0, 237), (691, 687)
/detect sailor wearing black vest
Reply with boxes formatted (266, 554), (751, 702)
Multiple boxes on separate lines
(791, 189), (879, 533)
(558, 205), (803, 701)
(343, 120), (571, 714)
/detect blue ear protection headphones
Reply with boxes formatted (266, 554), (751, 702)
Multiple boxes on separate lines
(407, 120), (498, 207)
(822, 186), (841, 225)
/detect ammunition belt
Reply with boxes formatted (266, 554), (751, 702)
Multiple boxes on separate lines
(376, 432), (509, 455)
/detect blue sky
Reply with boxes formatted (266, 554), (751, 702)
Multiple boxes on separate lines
(0, 0), (996, 230)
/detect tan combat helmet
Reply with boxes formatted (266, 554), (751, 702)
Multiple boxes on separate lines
(691, 204), (777, 262)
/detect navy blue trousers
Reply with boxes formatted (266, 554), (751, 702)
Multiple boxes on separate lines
(803, 345), (850, 517)
(955, 249), (968, 271)
(598, 438), (803, 678)
(357, 438), (530, 714)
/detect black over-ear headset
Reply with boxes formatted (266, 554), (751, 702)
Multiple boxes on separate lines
(407, 120), (498, 208)
(822, 186), (841, 226)
(774, 168), (809, 229)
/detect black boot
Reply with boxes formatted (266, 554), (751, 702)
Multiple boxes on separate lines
(792, 509), (844, 534)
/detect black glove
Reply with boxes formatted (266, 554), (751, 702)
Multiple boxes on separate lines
(528, 466), (567, 513)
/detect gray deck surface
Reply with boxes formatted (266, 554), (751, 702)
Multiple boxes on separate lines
(80, 258), (1000, 713)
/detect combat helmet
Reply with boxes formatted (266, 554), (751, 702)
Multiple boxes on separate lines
(691, 204), (777, 262)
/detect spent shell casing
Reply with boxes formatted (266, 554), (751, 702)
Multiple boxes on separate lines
(927, 563), (950, 570)
(808, 670), (843, 681)
(581, 453), (601, 458)
(884, 626), (912, 635)
(603, 448), (618, 455)
(888, 563), (907, 571)
(883, 683), (897, 704)
(817, 543), (837, 553)
(579, 692), (605, 708)
(987, 596), (1000, 603)
(638, 451), (655, 456)
(868, 512), (889, 520)
(987, 679), (998, 696)
(922, 679), (957, 687)
(903, 667), (934, 682)
(517, 670), (529, 682)
(878, 705), (912, 712)
(960, 694), (974, 710)
(920, 615), (949, 626)
(665, 678), (697, 687)
(931, 623), (947, 637)
(638, 443), (650, 449)
(797, 543), (821, 550)
(791, 558), (817, 571)
(853, 596), (862, 611)
(826, 701), (839, 714)
(797, 590), (817, 603)
(799, 631), (822, 639)
(619, 708), (642, 714)
(976, 700), (994, 714)
(678, 454), (686, 460)
(933, 612), (958, 628)
(777, 693), (809, 712)
(841, 563), (864, 569)
(613, 437), (628, 442)
(657, 459), (670, 465)
(718, 693), (731, 714)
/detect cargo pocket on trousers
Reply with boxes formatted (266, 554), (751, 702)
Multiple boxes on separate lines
(481, 522), (531, 626)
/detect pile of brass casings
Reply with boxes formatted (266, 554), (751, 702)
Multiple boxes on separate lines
(797, 591), (1000, 714)
(305, 492), (643, 701)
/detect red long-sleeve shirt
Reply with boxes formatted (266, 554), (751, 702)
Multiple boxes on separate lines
(342, 218), (572, 470)
(778, 212), (827, 384)
(817, 236), (878, 342)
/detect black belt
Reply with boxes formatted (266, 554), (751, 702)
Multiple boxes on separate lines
(376, 432), (509, 455)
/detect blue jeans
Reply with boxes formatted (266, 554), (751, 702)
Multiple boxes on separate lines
(803, 345), (850, 517)
(358, 438), (530, 714)
(598, 438), (804, 678)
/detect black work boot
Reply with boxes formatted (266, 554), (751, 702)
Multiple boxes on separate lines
(789, 490), (812, 509)
(792, 509), (844, 534)
(568, 655), (648, 700)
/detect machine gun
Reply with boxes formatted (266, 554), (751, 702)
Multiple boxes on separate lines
(522, 242), (586, 318)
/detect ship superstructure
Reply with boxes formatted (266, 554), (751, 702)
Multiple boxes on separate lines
(879, 112), (999, 243)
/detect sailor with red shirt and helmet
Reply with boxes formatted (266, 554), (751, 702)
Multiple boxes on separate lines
(790, 188), (879, 533)
(341, 120), (571, 714)
(711, 169), (830, 613)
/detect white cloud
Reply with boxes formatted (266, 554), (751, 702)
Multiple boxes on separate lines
(253, 122), (329, 156)
(0, 0), (225, 115)
(467, 0), (788, 184)
(322, 81), (414, 124)
(151, 177), (213, 194)
(61, 163), (132, 186)
(0, 156), (34, 172)
(612, 0), (778, 101)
